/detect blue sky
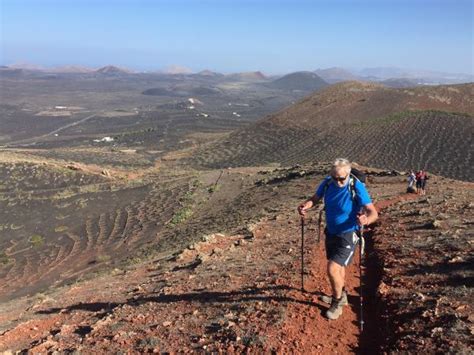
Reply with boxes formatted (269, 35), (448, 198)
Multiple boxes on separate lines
(1, 0), (472, 74)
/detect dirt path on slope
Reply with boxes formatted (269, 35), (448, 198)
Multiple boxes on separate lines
(263, 193), (420, 353)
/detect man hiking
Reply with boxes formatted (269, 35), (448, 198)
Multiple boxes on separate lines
(407, 170), (417, 193)
(297, 158), (378, 320)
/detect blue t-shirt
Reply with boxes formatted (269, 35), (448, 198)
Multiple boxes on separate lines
(316, 176), (372, 235)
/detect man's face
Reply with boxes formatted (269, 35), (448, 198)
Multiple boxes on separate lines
(331, 166), (349, 186)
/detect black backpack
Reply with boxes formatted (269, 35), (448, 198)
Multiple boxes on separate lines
(350, 168), (367, 184)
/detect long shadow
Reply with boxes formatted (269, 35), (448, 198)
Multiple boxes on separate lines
(353, 228), (385, 354)
(404, 256), (473, 277)
(36, 284), (325, 315)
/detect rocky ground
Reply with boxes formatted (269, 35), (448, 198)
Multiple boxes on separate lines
(1, 166), (472, 353)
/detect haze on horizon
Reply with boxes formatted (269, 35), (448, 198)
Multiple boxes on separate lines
(0, 0), (472, 75)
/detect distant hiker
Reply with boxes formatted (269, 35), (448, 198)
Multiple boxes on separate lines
(297, 158), (378, 320)
(407, 170), (417, 193)
(416, 170), (429, 195)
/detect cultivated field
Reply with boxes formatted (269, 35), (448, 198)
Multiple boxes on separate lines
(194, 83), (474, 181)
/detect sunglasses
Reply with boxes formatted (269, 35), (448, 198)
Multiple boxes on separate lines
(332, 176), (348, 182)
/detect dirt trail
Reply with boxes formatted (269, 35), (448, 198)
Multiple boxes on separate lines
(262, 193), (420, 353)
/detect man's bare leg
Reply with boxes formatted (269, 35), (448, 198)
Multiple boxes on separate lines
(327, 261), (345, 299)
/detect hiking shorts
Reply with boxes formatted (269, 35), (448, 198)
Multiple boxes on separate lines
(325, 230), (359, 267)
(416, 180), (426, 189)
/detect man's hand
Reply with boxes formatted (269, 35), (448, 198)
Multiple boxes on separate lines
(357, 213), (368, 226)
(297, 194), (320, 218)
(297, 203), (308, 217)
(358, 203), (378, 226)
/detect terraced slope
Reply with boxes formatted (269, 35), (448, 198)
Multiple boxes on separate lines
(0, 159), (195, 302)
(194, 82), (474, 181)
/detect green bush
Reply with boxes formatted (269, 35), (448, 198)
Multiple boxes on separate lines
(0, 252), (11, 265)
(30, 234), (45, 247)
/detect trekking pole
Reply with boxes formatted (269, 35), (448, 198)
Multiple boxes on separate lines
(359, 224), (365, 332)
(300, 217), (305, 292)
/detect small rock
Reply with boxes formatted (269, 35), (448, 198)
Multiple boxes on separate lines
(414, 292), (426, 301)
(448, 256), (464, 263)
(224, 312), (234, 319)
(437, 213), (449, 220)
(430, 220), (443, 229)
(162, 321), (172, 327)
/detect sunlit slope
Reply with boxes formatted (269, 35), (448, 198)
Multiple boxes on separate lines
(194, 82), (474, 180)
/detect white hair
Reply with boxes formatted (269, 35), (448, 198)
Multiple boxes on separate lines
(332, 158), (351, 174)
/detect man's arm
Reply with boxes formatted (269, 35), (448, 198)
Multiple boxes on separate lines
(357, 203), (378, 226)
(297, 194), (321, 217)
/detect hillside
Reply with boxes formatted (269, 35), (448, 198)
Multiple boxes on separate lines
(96, 65), (132, 75)
(314, 67), (357, 83)
(195, 70), (224, 78)
(266, 71), (328, 91)
(193, 82), (474, 181)
(1, 165), (472, 353)
(225, 71), (267, 82)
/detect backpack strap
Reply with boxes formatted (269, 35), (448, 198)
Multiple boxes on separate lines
(349, 173), (360, 201)
(321, 176), (332, 197)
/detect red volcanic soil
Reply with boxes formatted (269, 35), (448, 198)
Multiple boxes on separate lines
(0, 170), (472, 353)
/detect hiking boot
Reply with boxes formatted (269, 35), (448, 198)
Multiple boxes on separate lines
(319, 290), (348, 306)
(325, 297), (345, 320)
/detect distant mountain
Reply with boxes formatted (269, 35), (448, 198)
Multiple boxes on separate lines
(357, 67), (411, 79)
(380, 78), (421, 88)
(49, 65), (95, 74)
(163, 65), (193, 74)
(0, 66), (24, 78)
(267, 71), (328, 91)
(8, 62), (45, 71)
(226, 71), (267, 81)
(96, 65), (133, 74)
(195, 69), (224, 77)
(314, 67), (357, 83)
(355, 67), (474, 84)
